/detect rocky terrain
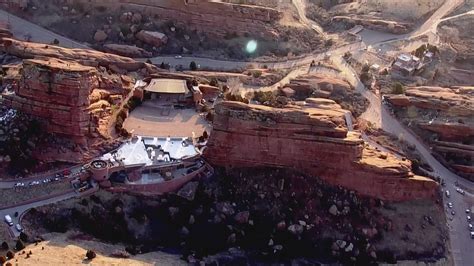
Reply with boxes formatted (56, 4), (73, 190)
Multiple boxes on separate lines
(307, 0), (443, 33)
(436, 14), (474, 86)
(204, 100), (438, 201)
(386, 86), (473, 180)
(5, 0), (324, 59)
(19, 168), (447, 264)
(0, 38), (154, 174)
(281, 73), (369, 117)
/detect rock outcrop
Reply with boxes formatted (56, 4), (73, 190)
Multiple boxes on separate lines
(103, 44), (152, 58)
(204, 100), (438, 201)
(0, 38), (155, 72)
(386, 86), (473, 180)
(332, 16), (411, 34)
(1, 58), (131, 143)
(72, 0), (282, 39)
(135, 30), (168, 47)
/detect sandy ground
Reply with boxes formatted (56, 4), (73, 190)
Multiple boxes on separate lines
(123, 106), (211, 137)
(10, 232), (184, 266)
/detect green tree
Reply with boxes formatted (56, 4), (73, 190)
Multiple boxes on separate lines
(392, 82), (405, 94)
(189, 61), (197, 71)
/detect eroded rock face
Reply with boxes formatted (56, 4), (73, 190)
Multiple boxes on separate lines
(386, 86), (473, 180)
(2, 58), (131, 143)
(204, 100), (438, 201)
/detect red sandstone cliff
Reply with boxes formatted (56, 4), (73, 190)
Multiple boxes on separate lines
(204, 100), (438, 201)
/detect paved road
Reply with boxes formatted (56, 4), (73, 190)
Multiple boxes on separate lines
(0, 165), (83, 189)
(332, 56), (474, 266)
(292, 0), (327, 38)
(0, 9), (90, 49)
(0, 190), (78, 237)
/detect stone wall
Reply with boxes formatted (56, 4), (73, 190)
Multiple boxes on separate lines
(204, 100), (438, 201)
(67, 0), (282, 38)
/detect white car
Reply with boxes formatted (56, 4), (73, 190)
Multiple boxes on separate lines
(15, 224), (23, 232)
(468, 216), (472, 222)
(174, 55), (183, 59)
(469, 224), (473, 231)
(448, 202), (453, 209)
(445, 190), (450, 198)
(4, 215), (13, 226)
(466, 209), (471, 214)
(456, 188), (465, 195)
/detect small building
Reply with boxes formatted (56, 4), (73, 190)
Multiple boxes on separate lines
(143, 78), (189, 104)
(392, 54), (421, 76)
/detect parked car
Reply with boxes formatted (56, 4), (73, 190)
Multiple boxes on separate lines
(469, 224), (473, 231)
(468, 216), (471, 222)
(466, 209), (471, 214)
(471, 231), (474, 239)
(456, 188), (465, 195)
(4, 215), (13, 226)
(451, 210), (455, 216)
(174, 55), (183, 59)
(445, 190), (450, 198)
(448, 202), (453, 209)
(15, 224), (23, 232)
(63, 169), (71, 176)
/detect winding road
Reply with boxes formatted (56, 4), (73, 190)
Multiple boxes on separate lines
(0, 1), (472, 264)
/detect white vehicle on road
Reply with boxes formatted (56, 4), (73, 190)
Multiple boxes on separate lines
(456, 188), (465, 195)
(445, 190), (450, 197)
(448, 202), (453, 209)
(15, 224), (23, 232)
(4, 215), (13, 226)
(174, 55), (183, 59)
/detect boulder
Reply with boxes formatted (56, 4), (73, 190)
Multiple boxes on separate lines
(135, 30), (168, 47)
(177, 181), (199, 201)
(94, 30), (108, 42)
(103, 44), (152, 58)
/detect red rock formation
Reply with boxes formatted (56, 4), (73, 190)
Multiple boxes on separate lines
(2, 58), (131, 143)
(2, 58), (98, 138)
(0, 38), (155, 72)
(204, 100), (438, 201)
(73, 0), (282, 39)
(386, 86), (473, 180)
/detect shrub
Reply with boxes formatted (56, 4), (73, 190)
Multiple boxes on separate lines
(86, 250), (97, 260)
(52, 38), (59, 45)
(146, 59), (152, 64)
(252, 70), (262, 78)
(0, 256), (6, 264)
(6, 250), (14, 259)
(209, 78), (219, 87)
(359, 72), (371, 83)
(189, 61), (197, 71)
(361, 64), (370, 73)
(159, 62), (166, 69)
(1, 241), (8, 250)
(253, 91), (275, 103)
(19, 232), (28, 242)
(392, 82), (405, 94)
(15, 240), (25, 251)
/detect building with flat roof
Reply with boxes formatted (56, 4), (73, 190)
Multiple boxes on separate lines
(143, 78), (189, 104)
